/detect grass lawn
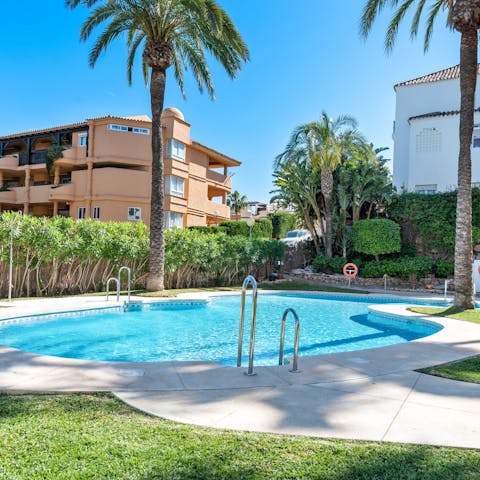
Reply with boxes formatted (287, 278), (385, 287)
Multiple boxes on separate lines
(1, 281), (369, 302)
(1, 393), (479, 480)
(138, 281), (369, 297)
(418, 356), (480, 384)
(407, 306), (480, 325)
(408, 306), (480, 384)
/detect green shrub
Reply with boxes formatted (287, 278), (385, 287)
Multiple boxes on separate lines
(360, 256), (434, 280)
(219, 220), (249, 237)
(353, 219), (401, 258)
(0, 213), (284, 296)
(187, 225), (226, 235)
(252, 219), (273, 239)
(388, 190), (480, 256)
(312, 254), (348, 274)
(219, 219), (273, 239)
(269, 212), (297, 239)
(434, 259), (455, 278)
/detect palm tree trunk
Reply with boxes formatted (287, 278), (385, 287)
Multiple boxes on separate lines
(321, 171), (334, 257)
(146, 66), (167, 292)
(454, 28), (477, 309)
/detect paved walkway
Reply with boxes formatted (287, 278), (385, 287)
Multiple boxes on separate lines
(1, 293), (479, 449)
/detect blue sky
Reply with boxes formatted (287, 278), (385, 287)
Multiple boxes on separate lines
(0, 0), (460, 202)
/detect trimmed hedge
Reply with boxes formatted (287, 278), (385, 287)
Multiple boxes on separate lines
(360, 256), (434, 280)
(312, 252), (454, 280)
(219, 219), (273, 239)
(269, 212), (297, 239)
(353, 219), (401, 257)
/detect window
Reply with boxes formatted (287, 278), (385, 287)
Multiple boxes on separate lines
(78, 207), (86, 219)
(108, 124), (150, 135)
(473, 126), (480, 148)
(415, 128), (442, 153)
(93, 206), (100, 220)
(415, 184), (437, 195)
(78, 133), (88, 147)
(165, 211), (183, 229)
(128, 207), (142, 221)
(167, 139), (186, 162)
(165, 175), (185, 197)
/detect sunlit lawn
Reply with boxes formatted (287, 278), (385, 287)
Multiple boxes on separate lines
(1, 393), (479, 480)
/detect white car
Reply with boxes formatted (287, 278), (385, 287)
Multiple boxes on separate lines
(280, 229), (312, 244)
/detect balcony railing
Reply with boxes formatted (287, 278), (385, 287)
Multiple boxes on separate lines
(19, 150), (48, 166)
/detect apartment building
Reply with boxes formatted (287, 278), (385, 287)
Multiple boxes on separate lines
(393, 65), (480, 192)
(0, 107), (240, 227)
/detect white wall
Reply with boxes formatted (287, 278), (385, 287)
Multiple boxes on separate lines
(393, 75), (480, 191)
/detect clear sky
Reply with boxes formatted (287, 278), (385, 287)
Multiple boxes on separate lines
(0, 0), (460, 202)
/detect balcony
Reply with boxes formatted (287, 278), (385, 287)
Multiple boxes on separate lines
(30, 184), (53, 203)
(0, 155), (20, 169)
(206, 169), (231, 190)
(205, 201), (230, 219)
(49, 183), (75, 202)
(0, 186), (26, 204)
(0, 189), (17, 203)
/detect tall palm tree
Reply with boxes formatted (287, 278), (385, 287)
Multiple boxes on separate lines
(227, 190), (248, 217)
(360, 0), (480, 309)
(67, 0), (249, 291)
(277, 113), (365, 257)
(271, 155), (323, 252)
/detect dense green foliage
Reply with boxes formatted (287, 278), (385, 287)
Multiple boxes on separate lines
(46, 145), (65, 175)
(312, 254), (348, 274)
(164, 228), (283, 288)
(360, 256), (434, 280)
(312, 253), (454, 280)
(353, 219), (401, 257)
(388, 191), (480, 257)
(0, 213), (284, 297)
(269, 212), (297, 239)
(1, 393), (479, 480)
(272, 130), (394, 256)
(219, 219), (273, 239)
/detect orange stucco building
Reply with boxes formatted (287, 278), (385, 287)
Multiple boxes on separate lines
(0, 108), (240, 227)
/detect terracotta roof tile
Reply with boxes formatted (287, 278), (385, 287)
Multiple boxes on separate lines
(395, 64), (480, 89)
(409, 107), (480, 122)
(0, 115), (151, 141)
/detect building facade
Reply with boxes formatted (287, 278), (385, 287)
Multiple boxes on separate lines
(0, 108), (240, 226)
(393, 65), (480, 192)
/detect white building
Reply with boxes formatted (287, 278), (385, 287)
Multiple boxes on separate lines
(393, 65), (480, 192)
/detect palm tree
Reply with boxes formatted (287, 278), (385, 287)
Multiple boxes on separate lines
(227, 190), (248, 218)
(271, 156), (323, 252)
(67, 0), (249, 291)
(360, 0), (479, 309)
(277, 113), (365, 257)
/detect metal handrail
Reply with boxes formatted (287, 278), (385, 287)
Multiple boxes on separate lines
(279, 308), (300, 373)
(237, 275), (258, 376)
(118, 266), (131, 303)
(106, 277), (120, 302)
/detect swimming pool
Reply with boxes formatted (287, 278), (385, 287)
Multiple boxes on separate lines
(0, 293), (443, 366)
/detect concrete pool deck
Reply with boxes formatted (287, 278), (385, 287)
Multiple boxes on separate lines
(0, 292), (479, 449)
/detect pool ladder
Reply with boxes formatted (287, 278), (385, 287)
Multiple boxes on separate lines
(106, 266), (131, 303)
(237, 276), (258, 375)
(237, 276), (300, 375)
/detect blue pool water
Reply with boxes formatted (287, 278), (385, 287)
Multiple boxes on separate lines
(0, 293), (443, 365)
